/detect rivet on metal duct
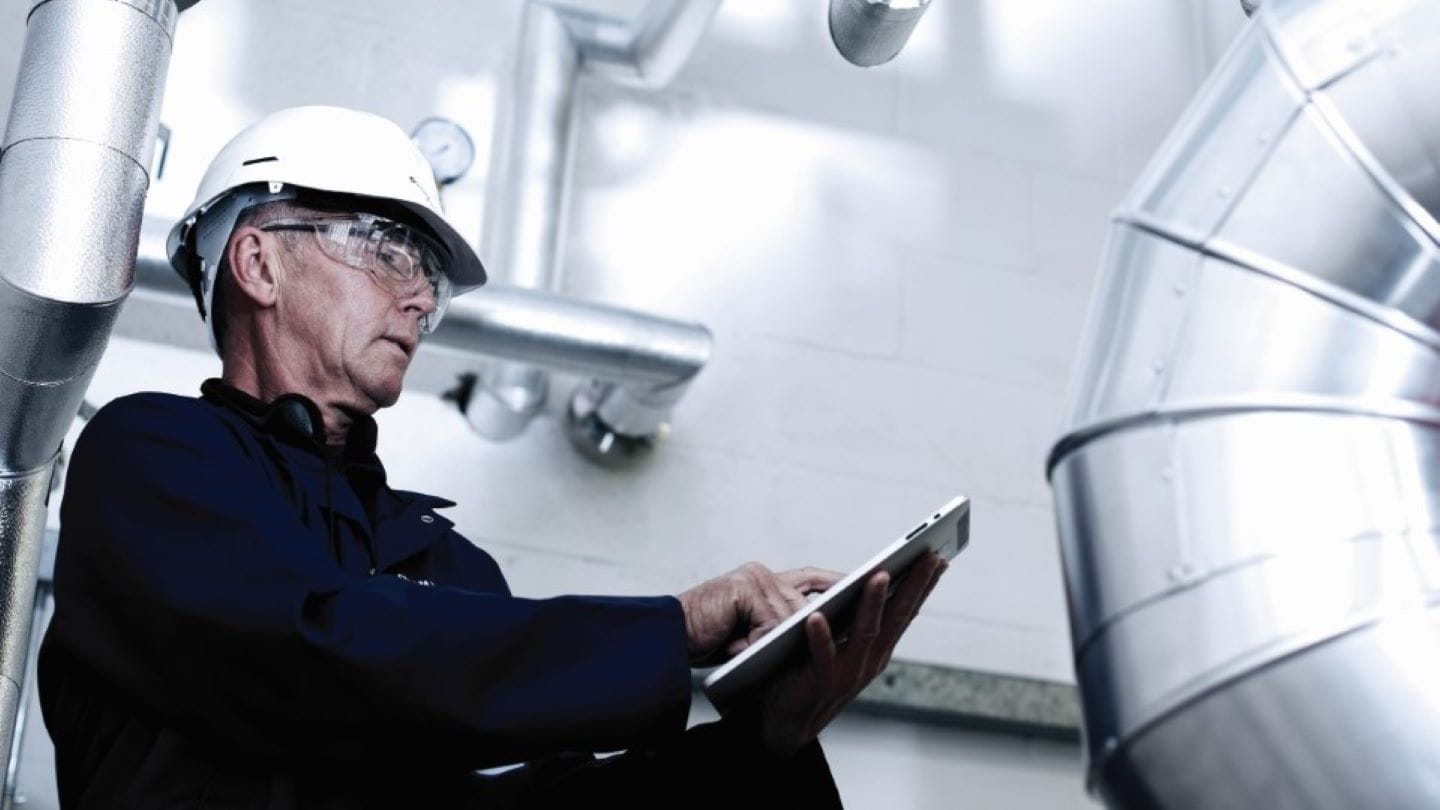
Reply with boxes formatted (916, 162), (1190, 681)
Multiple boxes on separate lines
(829, 0), (933, 68)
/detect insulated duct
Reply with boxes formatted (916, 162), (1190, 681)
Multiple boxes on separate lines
(469, 0), (721, 445)
(0, 0), (178, 786)
(1049, 0), (1440, 807)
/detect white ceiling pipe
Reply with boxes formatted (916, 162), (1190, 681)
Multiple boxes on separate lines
(1049, 1), (1440, 806)
(468, 0), (721, 445)
(0, 0), (178, 787)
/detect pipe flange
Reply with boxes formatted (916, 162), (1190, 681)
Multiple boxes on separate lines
(462, 366), (548, 440)
(566, 382), (660, 467)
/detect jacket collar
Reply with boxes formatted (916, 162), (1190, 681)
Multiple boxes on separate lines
(199, 378), (378, 462)
(200, 379), (453, 572)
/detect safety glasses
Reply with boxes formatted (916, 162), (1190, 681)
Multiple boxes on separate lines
(261, 214), (454, 334)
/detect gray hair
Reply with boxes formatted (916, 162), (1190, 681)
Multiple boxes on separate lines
(211, 199), (321, 352)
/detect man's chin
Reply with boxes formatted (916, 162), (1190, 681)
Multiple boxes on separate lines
(367, 382), (402, 409)
(355, 357), (408, 410)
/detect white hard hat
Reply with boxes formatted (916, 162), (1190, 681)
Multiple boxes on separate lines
(166, 105), (486, 347)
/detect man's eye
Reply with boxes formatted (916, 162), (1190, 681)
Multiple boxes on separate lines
(378, 249), (406, 271)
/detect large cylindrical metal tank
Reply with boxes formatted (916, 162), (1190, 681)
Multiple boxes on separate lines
(1049, 0), (1440, 806)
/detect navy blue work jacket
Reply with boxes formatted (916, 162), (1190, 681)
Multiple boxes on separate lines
(39, 384), (841, 808)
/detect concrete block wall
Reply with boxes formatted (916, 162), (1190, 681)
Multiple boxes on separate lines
(0, 1), (1250, 806)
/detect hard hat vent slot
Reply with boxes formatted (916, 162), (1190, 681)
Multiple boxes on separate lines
(241, 156), (278, 166)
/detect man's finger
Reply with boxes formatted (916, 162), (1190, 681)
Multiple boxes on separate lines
(913, 554), (947, 612)
(778, 567), (844, 595)
(805, 613), (839, 692)
(919, 559), (948, 607)
(747, 621), (778, 645)
(898, 558), (947, 634)
(877, 554), (945, 649)
(840, 571), (888, 677)
(767, 587), (799, 629)
(780, 584), (809, 615)
(741, 586), (790, 632)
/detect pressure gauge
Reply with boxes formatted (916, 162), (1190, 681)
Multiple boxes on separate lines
(411, 117), (476, 187)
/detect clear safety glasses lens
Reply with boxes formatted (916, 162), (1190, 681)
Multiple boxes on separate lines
(263, 216), (454, 333)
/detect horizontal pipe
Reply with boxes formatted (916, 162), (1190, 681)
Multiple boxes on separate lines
(436, 288), (712, 387)
(132, 226), (711, 433)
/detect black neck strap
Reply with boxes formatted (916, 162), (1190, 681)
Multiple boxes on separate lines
(200, 378), (325, 446)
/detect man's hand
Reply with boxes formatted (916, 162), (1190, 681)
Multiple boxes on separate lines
(755, 552), (948, 755)
(678, 563), (842, 665)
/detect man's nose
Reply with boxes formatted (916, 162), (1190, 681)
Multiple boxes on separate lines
(398, 278), (437, 319)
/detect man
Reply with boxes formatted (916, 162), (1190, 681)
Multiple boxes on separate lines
(38, 106), (947, 808)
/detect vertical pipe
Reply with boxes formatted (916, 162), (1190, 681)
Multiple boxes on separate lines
(0, 0), (177, 784)
(467, 1), (725, 448)
(468, 3), (581, 439)
(482, 3), (581, 294)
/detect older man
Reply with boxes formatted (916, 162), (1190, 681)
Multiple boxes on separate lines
(38, 107), (946, 808)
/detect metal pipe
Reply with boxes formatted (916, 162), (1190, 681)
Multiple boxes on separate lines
(0, 0), (177, 786)
(559, 0), (725, 89)
(129, 229), (713, 463)
(828, 0), (933, 68)
(470, 3), (582, 439)
(469, 0), (721, 444)
(436, 288), (712, 388)
(1049, 1), (1440, 807)
(5, 560), (55, 810)
(442, 287), (712, 465)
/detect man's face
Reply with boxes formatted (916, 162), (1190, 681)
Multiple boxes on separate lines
(271, 217), (437, 413)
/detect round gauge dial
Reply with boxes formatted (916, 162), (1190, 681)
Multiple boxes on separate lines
(411, 117), (476, 186)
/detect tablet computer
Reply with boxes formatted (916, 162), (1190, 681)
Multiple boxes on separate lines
(701, 495), (970, 710)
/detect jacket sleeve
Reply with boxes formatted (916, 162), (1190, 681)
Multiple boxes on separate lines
(45, 394), (692, 770)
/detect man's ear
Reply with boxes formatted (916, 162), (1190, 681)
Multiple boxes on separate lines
(225, 226), (281, 308)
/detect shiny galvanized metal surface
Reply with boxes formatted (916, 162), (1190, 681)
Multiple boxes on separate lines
(1049, 0), (1440, 806)
(470, 0), (721, 443)
(9, 0), (173, 167)
(0, 0), (177, 790)
(0, 478), (47, 695)
(828, 0), (933, 68)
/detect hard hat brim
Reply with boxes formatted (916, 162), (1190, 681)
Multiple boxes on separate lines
(390, 198), (487, 293)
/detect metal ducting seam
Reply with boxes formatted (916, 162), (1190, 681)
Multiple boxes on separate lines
(1048, 0), (1440, 807)
(0, 0), (177, 783)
